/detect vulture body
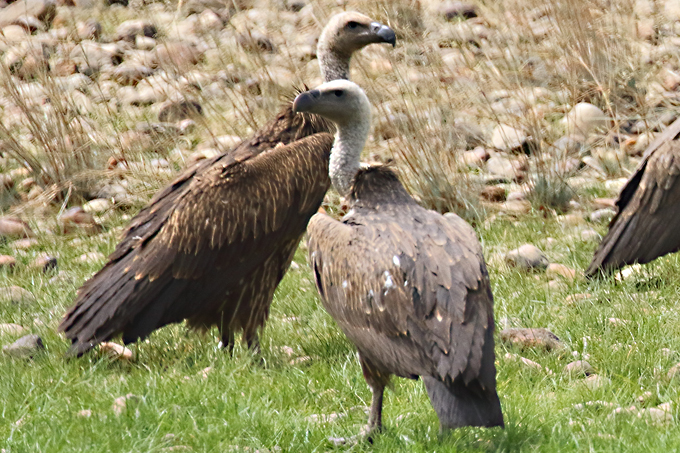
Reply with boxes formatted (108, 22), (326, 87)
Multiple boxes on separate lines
(294, 81), (503, 435)
(59, 12), (396, 356)
(586, 118), (680, 276)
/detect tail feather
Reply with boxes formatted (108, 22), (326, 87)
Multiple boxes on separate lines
(423, 376), (504, 430)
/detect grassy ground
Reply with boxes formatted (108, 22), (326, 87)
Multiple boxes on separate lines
(3, 206), (680, 452)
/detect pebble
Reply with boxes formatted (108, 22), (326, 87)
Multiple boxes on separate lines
(0, 255), (17, 269)
(644, 406), (673, 426)
(546, 263), (579, 281)
(565, 293), (594, 305)
(582, 374), (610, 391)
(77, 251), (106, 264)
(580, 228), (601, 242)
(504, 352), (544, 371)
(0, 217), (34, 238)
(0, 323), (26, 336)
(505, 244), (549, 270)
(100, 342), (134, 360)
(563, 360), (594, 376)
(59, 207), (102, 235)
(3, 334), (44, 358)
(10, 238), (39, 250)
(112, 394), (141, 417)
(486, 155), (526, 182)
(480, 185), (506, 202)
(499, 327), (563, 351)
(0, 286), (36, 305)
(667, 362), (680, 380)
(491, 124), (530, 153)
(590, 208), (615, 223)
(30, 254), (57, 273)
(158, 98), (203, 123)
(83, 198), (112, 214)
(462, 147), (489, 167)
(438, 1), (478, 20)
(500, 199), (531, 215)
(561, 103), (607, 136)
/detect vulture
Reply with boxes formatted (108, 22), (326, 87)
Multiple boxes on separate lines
(293, 80), (503, 436)
(59, 12), (397, 357)
(586, 118), (680, 277)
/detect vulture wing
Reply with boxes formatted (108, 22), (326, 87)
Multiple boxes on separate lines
(307, 206), (495, 390)
(61, 132), (333, 355)
(587, 140), (680, 275)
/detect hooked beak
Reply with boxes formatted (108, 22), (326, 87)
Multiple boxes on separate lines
(293, 89), (321, 113)
(370, 22), (396, 47)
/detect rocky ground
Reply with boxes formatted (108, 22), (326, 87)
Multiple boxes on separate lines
(3, 0), (680, 451)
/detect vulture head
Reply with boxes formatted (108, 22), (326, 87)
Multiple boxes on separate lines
(321, 12), (397, 54)
(293, 80), (370, 127)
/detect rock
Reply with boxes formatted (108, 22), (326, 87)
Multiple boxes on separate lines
(580, 228), (600, 241)
(481, 185), (506, 202)
(565, 292), (594, 305)
(59, 207), (102, 235)
(561, 103), (607, 136)
(438, 1), (478, 20)
(0, 286), (35, 305)
(112, 394), (141, 417)
(504, 352), (544, 371)
(77, 19), (101, 40)
(77, 251), (105, 263)
(491, 124), (531, 153)
(70, 42), (123, 74)
(546, 263), (578, 281)
(0, 217), (34, 238)
(100, 342), (134, 360)
(83, 198), (112, 214)
(505, 244), (549, 270)
(30, 254), (57, 273)
(154, 42), (202, 72)
(0, 255), (16, 269)
(500, 199), (531, 215)
(112, 64), (154, 86)
(667, 362), (680, 380)
(158, 98), (203, 123)
(583, 374), (610, 391)
(115, 20), (157, 42)
(13, 15), (45, 33)
(77, 409), (92, 418)
(563, 360), (594, 376)
(644, 406), (672, 427)
(486, 155), (526, 182)
(590, 208), (615, 223)
(462, 147), (489, 167)
(3, 334), (43, 358)
(10, 238), (39, 250)
(0, 323), (26, 336)
(1, 25), (28, 42)
(0, 0), (56, 29)
(499, 327), (563, 351)
(238, 31), (275, 53)
(558, 214), (585, 227)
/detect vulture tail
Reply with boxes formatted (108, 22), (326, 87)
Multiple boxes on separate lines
(423, 376), (504, 430)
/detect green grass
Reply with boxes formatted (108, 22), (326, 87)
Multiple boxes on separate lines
(3, 209), (680, 452)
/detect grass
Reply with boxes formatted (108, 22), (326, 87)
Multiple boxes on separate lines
(3, 207), (680, 452)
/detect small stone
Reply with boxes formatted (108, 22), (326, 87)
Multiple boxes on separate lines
(100, 342), (134, 360)
(158, 99), (203, 123)
(500, 327), (563, 351)
(481, 185), (506, 202)
(608, 317), (628, 327)
(506, 244), (549, 270)
(0, 217), (34, 238)
(201, 367), (212, 379)
(592, 198), (616, 209)
(438, 1), (478, 20)
(505, 352), (543, 371)
(486, 155), (526, 181)
(666, 362), (680, 380)
(3, 334), (43, 358)
(0, 323), (26, 336)
(580, 228), (600, 242)
(154, 42), (202, 72)
(500, 199), (531, 215)
(546, 263), (579, 281)
(0, 286), (35, 305)
(10, 238), (38, 250)
(0, 0), (57, 30)
(583, 374), (610, 391)
(83, 198), (112, 214)
(59, 207), (102, 235)
(644, 406), (672, 426)
(115, 20), (157, 42)
(565, 293), (594, 305)
(590, 208), (615, 223)
(561, 103), (607, 136)
(564, 360), (594, 376)
(0, 255), (17, 269)
(30, 254), (57, 273)
(637, 391), (654, 404)
(112, 64), (154, 86)
(462, 147), (489, 167)
(77, 19), (101, 40)
(77, 409), (92, 418)
(112, 394), (141, 417)
(491, 124), (530, 153)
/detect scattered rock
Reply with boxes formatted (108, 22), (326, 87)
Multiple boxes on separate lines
(504, 352), (544, 371)
(561, 103), (607, 136)
(643, 405), (672, 427)
(505, 244), (549, 270)
(158, 98), (203, 123)
(580, 228), (600, 242)
(565, 293), (594, 305)
(438, 1), (478, 20)
(500, 199), (531, 215)
(100, 342), (134, 360)
(0, 217), (34, 238)
(590, 208), (615, 223)
(0, 255), (17, 269)
(115, 19), (157, 42)
(10, 238), (39, 250)
(0, 0), (56, 29)
(0, 286), (35, 305)
(491, 124), (531, 153)
(582, 374), (610, 391)
(77, 409), (92, 418)
(462, 147), (489, 167)
(546, 263), (579, 281)
(77, 251), (105, 263)
(563, 360), (594, 376)
(486, 155), (526, 182)
(30, 254), (57, 273)
(499, 327), (563, 351)
(481, 185), (506, 202)
(83, 198), (112, 214)
(112, 394), (141, 417)
(154, 42), (202, 72)
(667, 362), (680, 380)
(3, 334), (44, 358)
(0, 323), (26, 336)
(59, 207), (102, 235)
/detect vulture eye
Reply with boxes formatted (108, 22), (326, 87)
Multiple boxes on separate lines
(333, 90), (343, 97)
(346, 21), (360, 29)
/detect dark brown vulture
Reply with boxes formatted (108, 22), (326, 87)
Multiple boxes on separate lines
(59, 12), (397, 357)
(586, 118), (680, 276)
(293, 80), (503, 436)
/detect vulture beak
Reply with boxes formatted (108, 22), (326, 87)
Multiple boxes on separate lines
(371, 22), (397, 47)
(293, 89), (321, 113)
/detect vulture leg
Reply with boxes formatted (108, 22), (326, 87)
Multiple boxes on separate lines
(219, 327), (235, 353)
(359, 353), (390, 440)
(245, 332), (261, 354)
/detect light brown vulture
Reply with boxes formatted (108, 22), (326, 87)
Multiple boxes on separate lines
(586, 118), (680, 276)
(293, 80), (503, 436)
(59, 12), (396, 356)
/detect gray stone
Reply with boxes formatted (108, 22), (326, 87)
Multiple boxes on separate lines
(500, 328), (563, 351)
(590, 208), (616, 223)
(583, 374), (611, 391)
(486, 155), (525, 182)
(3, 334), (43, 358)
(31, 254), (57, 273)
(0, 286), (36, 305)
(563, 360), (594, 376)
(561, 103), (607, 136)
(491, 124), (530, 152)
(0, 323), (26, 336)
(0, 0), (56, 29)
(506, 244), (549, 270)
(115, 20), (157, 42)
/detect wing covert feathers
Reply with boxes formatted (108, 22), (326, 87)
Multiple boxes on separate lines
(60, 121), (333, 355)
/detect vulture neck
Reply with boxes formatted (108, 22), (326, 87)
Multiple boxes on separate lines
(329, 116), (370, 197)
(318, 43), (351, 81)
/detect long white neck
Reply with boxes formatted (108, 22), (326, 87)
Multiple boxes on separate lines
(318, 42), (351, 82)
(329, 116), (370, 196)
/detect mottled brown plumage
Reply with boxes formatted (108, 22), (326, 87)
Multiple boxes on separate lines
(59, 12), (397, 356)
(297, 81), (502, 436)
(587, 118), (680, 276)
